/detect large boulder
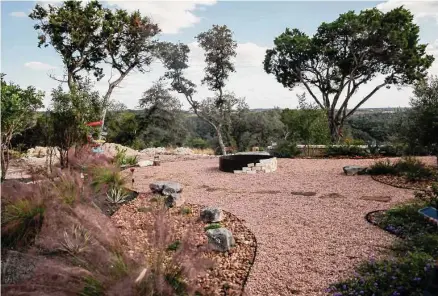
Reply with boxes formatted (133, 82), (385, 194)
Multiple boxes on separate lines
(149, 181), (182, 196)
(200, 207), (223, 223)
(343, 165), (368, 176)
(206, 228), (235, 252)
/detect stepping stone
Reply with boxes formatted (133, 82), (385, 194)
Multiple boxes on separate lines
(291, 191), (317, 196)
(319, 193), (346, 199)
(360, 196), (391, 202)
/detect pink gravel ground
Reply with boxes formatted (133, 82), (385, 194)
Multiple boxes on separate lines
(133, 157), (434, 295)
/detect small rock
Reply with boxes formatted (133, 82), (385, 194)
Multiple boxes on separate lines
(149, 181), (182, 195)
(200, 207), (223, 223)
(343, 165), (368, 176)
(291, 191), (317, 196)
(138, 160), (153, 167)
(206, 228), (235, 252)
(360, 196), (391, 202)
(319, 193), (346, 199)
(165, 192), (185, 208)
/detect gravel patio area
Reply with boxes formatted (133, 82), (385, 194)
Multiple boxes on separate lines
(130, 157), (436, 296)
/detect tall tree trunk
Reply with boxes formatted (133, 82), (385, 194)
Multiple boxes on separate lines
(1, 147), (9, 181)
(327, 110), (341, 144)
(215, 124), (226, 156)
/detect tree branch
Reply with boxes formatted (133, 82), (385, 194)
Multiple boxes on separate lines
(345, 81), (387, 118)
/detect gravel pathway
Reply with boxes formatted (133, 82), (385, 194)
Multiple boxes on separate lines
(131, 157), (436, 296)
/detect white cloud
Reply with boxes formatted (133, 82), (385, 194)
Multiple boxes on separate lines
(24, 61), (57, 70)
(105, 0), (217, 34)
(9, 11), (27, 17)
(377, 0), (438, 23)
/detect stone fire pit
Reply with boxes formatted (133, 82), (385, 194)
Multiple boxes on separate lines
(219, 153), (277, 174)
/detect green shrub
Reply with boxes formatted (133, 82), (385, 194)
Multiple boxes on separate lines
(180, 207), (192, 215)
(167, 240), (181, 251)
(395, 157), (435, 181)
(79, 276), (105, 296)
(327, 252), (435, 296)
(187, 137), (209, 149)
(271, 140), (301, 158)
(368, 159), (398, 175)
(378, 145), (404, 157)
(326, 145), (370, 157)
(114, 146), (138, 166)
(1, 199), (45, 248)
(375, 202), (436, 238)
(90, 166), (126, 192)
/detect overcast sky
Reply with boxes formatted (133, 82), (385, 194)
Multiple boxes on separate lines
(2, 0), (438, 110)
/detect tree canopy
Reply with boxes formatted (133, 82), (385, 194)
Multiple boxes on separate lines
(264, 6), (434, 142)
(1, 74), (44, 180)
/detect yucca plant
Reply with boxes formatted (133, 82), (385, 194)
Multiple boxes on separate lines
(106, 187), (129, 204)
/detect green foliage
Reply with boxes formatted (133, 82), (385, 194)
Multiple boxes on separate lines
(114, 146), (138, 166)
(110, 251), (129, 279)
(281, 95), (330, 145)
(325, 145), (370, 157)
(1, 198), (45, 249)
(368, 157), (435, 180)
(186, 137), (209, 149)
(79, 276), (105, 296)
(106, 187), (129, 204)
(368, 159), (398, 175)
(329, 197), (437, 295)
(265, 7), (434, 142)
(167, 240), (181, 251)
(50, 81), (103, 168)
(204, 223), (222, 231)
(376, 202), (437, 237)
(271, 140), (301, 158)
(327, 252), (435, 296)
(180, 207), (192, 216)
(90, 166), (126, 192)
(1, 74), (44, 180)
(158, 25), (239, 155)
(403, 77), (438, 159)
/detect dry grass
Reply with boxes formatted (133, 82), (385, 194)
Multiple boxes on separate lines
(191, 148), (215, 155)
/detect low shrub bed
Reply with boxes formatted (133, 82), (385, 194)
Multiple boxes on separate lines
(368, 157), (437, 185)
(327, 185), (438, 296)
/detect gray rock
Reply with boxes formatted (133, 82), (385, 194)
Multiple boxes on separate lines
(165, 192), (185, 208)
(149, 181), (182, 195)
(200, 207), (223, 223)
(206, 228), (235, 252)
(343, 165), (368, 176)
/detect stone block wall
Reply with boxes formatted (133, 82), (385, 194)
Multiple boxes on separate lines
(233, 157), (277, 174)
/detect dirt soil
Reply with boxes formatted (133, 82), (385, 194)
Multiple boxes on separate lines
(127, 156), (436, 296)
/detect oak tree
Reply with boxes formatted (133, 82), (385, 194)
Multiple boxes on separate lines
(264, 7), (434, 143)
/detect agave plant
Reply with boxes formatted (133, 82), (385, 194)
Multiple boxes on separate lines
(60, 225), (92, 255)
(106, 187), (129, 204)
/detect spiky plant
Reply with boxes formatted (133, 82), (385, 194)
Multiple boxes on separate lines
(106, 187), (129, 204)
(60, 224), (92, 256)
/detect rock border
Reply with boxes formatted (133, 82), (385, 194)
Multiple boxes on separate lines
(364, 210), (405, 238)
(217, 207), (258, 296)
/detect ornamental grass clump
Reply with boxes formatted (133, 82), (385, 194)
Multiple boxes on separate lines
(1, 180), (50, 249)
